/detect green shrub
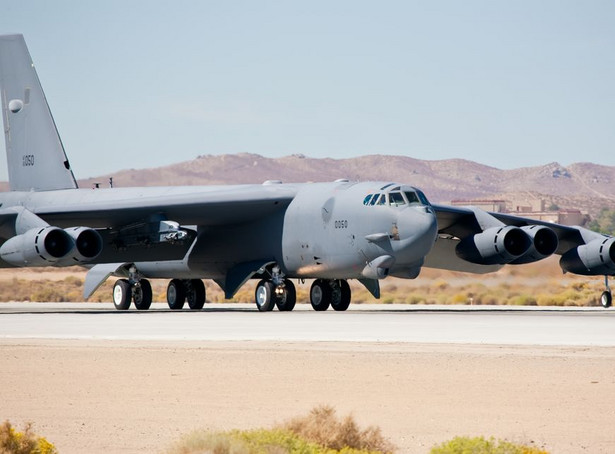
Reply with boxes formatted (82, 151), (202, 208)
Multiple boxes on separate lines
(430, 436), (548, 454)
(166, 428), (385, 454)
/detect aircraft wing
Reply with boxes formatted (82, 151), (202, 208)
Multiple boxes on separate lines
(26, 184), (299, 229)
(0, 184), (300, 266)
(425, 204), (594, 274)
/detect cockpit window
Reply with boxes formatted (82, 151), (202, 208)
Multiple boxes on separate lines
(389, 192), (406, 206)
(416, 190), (431, 206)
(405, 191), (421, 205)
(364, 188), (431, 208)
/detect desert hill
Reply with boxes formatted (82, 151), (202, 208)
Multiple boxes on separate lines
(0, 154), (612, 217)
(75, 153), (615, 217)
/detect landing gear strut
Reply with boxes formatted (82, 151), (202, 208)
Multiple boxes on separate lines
(254, 279), (296, 312)
(253, 265), (297, 312)
(112, 266), (152, 311)
(601, 276), (612, 309)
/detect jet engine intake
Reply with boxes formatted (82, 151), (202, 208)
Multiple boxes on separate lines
(0, 226), (74, 266)
(64, 227), (103, 262)
(560, 237), (615, 276)
(510, 225), (559, 264)
(455, 226), (531, 265)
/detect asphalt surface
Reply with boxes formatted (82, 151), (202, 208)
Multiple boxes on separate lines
(1, 302), (613, 346)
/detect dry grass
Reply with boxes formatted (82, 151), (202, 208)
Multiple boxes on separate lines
(0, 256), (606, 306)
(281, 405), (395, 453)
(165, 405), (395, 454)
(0, 420), (57, 454)
(430, 436), (549, 454)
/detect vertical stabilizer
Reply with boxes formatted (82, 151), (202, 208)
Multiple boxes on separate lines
(0, 34), (77, 191)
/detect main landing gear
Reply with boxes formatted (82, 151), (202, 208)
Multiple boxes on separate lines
(254, 279), (296, 312)
(601, 275), (612, 309)
(112, 265), (153, 311)
(113, 277), (153, 311)
(253, 275), (352, 312)
(112, 266), (206, 310)
(166, 279), (206, 310)
(310, 279), (351, 312)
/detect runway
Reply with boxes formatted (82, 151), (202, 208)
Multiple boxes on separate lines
(1, 302), (614, 346)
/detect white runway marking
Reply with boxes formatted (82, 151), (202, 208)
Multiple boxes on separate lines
(1, 303), (613, 346)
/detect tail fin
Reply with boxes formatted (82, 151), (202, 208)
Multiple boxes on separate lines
(0, 34), (77, 191)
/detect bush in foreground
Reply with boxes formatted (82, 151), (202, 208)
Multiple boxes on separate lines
(430, 436), (549, 454)
(166, 405), (395, 454)
(282, 405), (394, 453)
(0, 420), (57, 454)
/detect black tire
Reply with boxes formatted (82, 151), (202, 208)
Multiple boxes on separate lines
(600, 290), (612, 309)
(113, 279), (132, 311)
(331, 280), (351, 311)
(187, 279), (206, 310)
(167, 279), (186, 310)
(133, 279), (153, 310)
(276, 280), (297, 312)
(255, 279), (275, 312)
(310, 279), (331, 311)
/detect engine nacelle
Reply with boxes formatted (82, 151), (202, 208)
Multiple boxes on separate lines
(63, 227), (103, 262)
(510, 225), (559, 264)
(456, 226), (531, 265)
(0, 226), (74, 266)
(560, 237), (615, 276)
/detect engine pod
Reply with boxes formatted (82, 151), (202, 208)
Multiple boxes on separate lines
(456, 226), (531, 265)
(0, 226), (74, 266)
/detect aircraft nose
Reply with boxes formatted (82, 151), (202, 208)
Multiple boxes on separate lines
(394, 205), (438, 263)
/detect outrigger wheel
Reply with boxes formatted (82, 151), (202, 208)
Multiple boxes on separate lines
(601, 276), (612, 309)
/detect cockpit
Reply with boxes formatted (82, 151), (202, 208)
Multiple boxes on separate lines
(362, 185), (431, 207)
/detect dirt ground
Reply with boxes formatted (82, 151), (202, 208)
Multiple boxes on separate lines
(1, 340), (614, 454)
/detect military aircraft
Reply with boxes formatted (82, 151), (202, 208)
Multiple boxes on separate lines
(1, 34), (613, 311)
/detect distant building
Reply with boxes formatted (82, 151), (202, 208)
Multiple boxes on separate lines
(449, 198), (587, 226)
(450, 199), (507, 213)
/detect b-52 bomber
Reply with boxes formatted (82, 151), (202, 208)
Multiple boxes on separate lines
(1, 34), (613, 311)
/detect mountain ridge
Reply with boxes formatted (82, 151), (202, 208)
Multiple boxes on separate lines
(1, 154), (612, 217)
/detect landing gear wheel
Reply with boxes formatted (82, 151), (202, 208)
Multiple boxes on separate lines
(275, 280), (296, 311)
(255, 279), (275, 312)
(167, 279), (186, 310)
(600, 290), (612, 309)
(133, 279), (153, 310)
(310, 279), (331, 311)
(113, 279), (132, 310)
(331, 280), (351, 311)
(186, 279), (206, 310)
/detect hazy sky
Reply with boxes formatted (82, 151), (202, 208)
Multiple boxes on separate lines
(1, 1), (614, 179)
